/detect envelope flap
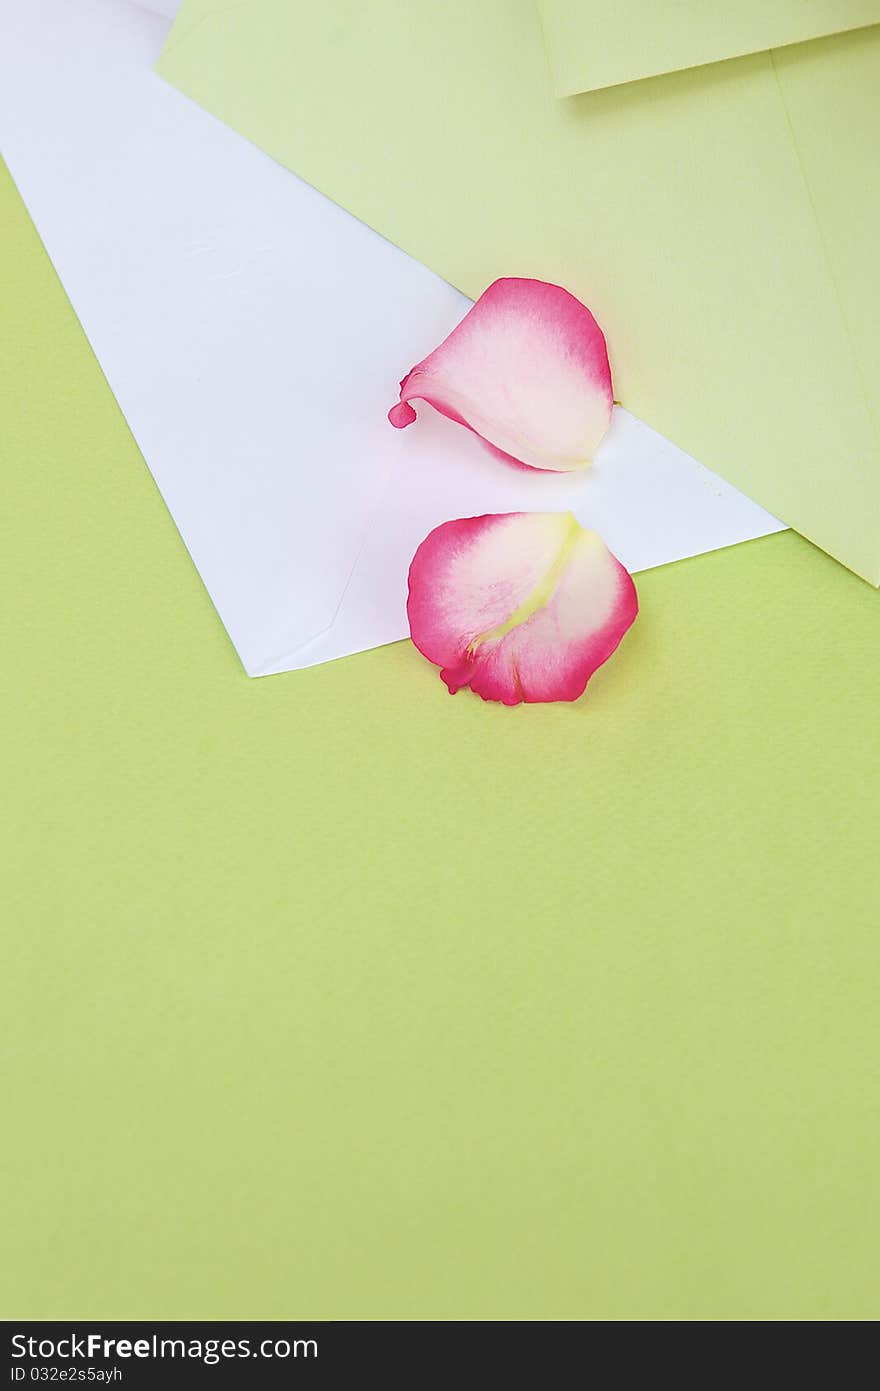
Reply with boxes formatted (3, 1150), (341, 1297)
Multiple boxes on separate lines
(536, 0), (880, 95)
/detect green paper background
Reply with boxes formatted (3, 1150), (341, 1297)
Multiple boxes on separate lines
(2, 158), (879, 1321)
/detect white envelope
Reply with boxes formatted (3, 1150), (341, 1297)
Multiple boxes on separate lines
(0, 0), (783, 676)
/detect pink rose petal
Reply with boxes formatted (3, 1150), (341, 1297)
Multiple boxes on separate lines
(388, 278), (613, 472)
(407, 512), (637, 705)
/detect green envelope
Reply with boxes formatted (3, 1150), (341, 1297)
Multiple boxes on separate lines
(158, 1), (880, 584)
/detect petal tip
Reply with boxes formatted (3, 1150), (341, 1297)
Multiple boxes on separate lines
(388, 401), (417, 429)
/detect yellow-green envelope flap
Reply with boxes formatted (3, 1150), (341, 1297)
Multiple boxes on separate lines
(536, 0), (880, 96)
(158, 1), (880, 584)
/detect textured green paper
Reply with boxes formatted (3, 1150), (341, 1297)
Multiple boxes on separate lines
(158, 1), (880, 585)
(537, 0), (880, 95)
(3, 160), (880, 1321)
